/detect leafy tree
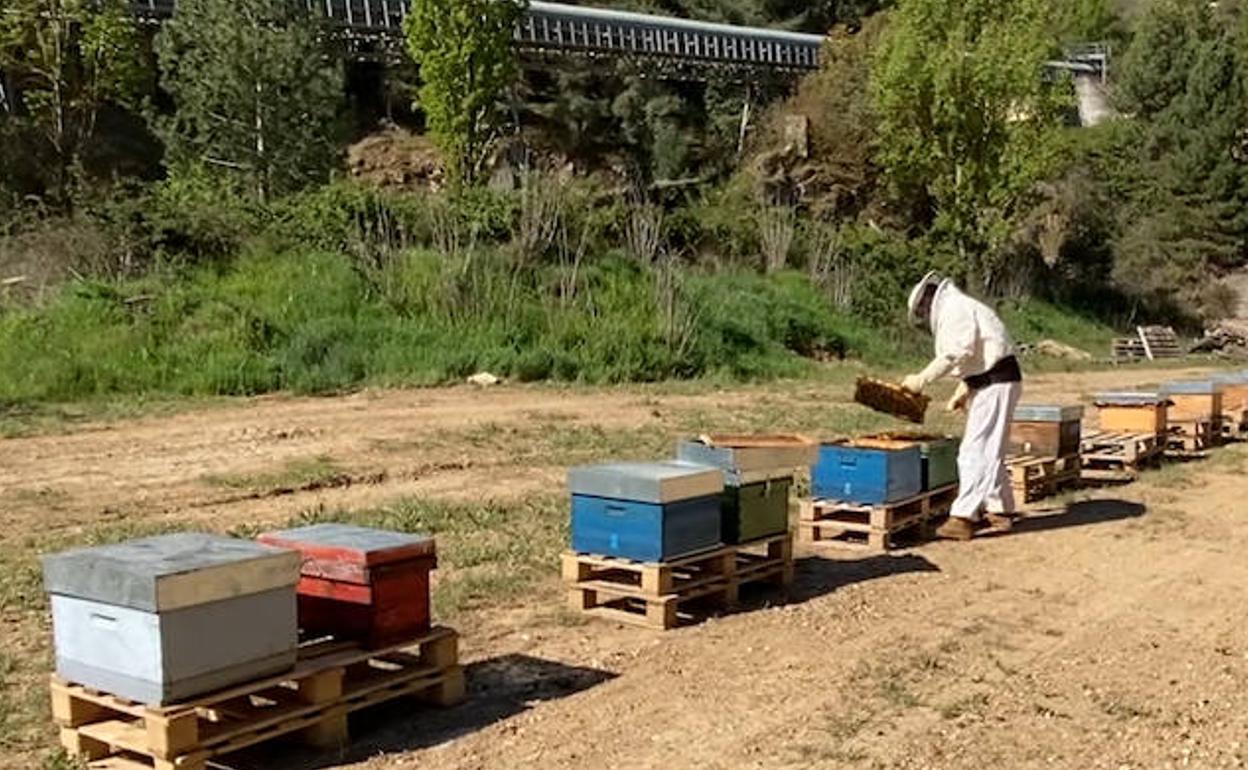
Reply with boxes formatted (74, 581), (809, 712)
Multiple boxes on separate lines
(405, 0), (525, 185)
(1051, 0), (1123, 47)
(0, 0), (144, 202)
(872, 0), (1070, 283)
(155, 0), (344, 202)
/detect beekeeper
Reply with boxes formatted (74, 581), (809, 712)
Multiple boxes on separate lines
(901, 271), (1023, 541)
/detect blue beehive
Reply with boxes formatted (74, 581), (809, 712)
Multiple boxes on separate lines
(568, 462), (723, 562)
(812, 440), (923, 505)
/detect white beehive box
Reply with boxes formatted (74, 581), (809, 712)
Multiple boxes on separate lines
(42, 533), (300, 705)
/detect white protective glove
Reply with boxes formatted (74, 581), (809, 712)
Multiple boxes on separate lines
(901, 374), (927, 394)
(946, 381), (970, 413)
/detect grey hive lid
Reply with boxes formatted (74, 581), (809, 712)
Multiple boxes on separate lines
(675, 437), (816, 473)
(1013, 404), (1085, 422)
(568, 461), (723, 503)
(1094, 391), (1168, 406)
(1160, 380), (1221, 395)
(42, 533), (300, 613)
(1210, 371), (1248, 384)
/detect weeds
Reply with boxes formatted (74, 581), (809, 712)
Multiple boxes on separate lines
(758, 206), (795, 274)
(203, 455), (348, 494)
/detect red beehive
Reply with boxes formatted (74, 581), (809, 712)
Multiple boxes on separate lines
(257, 524), (436, 649)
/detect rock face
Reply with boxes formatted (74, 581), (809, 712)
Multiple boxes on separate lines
(347, 126), (445, 191)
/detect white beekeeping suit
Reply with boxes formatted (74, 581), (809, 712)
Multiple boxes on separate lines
(901, 272), (1023, 540)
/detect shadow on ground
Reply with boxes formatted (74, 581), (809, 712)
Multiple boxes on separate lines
(991, 498), (1147, 537)
(772, 552), (940, 607)
(225, 654), (617, 769)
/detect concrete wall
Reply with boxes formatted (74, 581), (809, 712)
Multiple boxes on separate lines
(1074, 74), (1116, 127)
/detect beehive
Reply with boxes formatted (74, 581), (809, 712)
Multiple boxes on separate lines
(871, 433), (960, 490)
(1093, 392), (1170, 437)
(1160, 380), (1223, 422)
(1010, 405), (1084, 458)
(676, 436), (808, 544)
(1211, 372), (1248, 412)
(812, 438), (923, 505)
(42, 534), (299, 705)
(568, 462), (724, 562)
(257, 524), (437, 649)
(676, 435), (815, 486)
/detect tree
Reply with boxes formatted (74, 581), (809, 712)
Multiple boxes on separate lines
(0, 0), (144, 202)
(872, 0), (1070, 283)
(1116, 0), (1207, 119)
(156, 0), (344, 202)
(405, 0), (525, 185)
(1107, 0), (1248, 312)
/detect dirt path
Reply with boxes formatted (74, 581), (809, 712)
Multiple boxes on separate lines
(3, 364), (1243, 769)
(0, 366), (1213, 543)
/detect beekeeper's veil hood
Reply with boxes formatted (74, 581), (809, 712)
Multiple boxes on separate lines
(907, 270), (943, 327)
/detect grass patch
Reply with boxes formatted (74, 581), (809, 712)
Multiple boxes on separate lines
(291, 493), (567, 617)
(999, 298), (1119, 364)
(204, 455), (348, 494)
(0, 251), (904, 404)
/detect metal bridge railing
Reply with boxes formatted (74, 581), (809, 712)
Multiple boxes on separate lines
(131, 0), (823, 71)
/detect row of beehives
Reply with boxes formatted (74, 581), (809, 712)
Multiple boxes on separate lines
(43, 524), (440, 708)
(564, 369), (1248, 569)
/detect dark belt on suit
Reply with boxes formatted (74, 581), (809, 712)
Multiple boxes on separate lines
(963, 355), (1022, 392)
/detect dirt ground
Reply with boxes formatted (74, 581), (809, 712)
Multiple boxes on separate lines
(3, 364), (1247, 770)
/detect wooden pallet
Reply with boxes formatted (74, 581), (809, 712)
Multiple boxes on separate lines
(1080, 431), (1164, 481)
(1113, 327), (1184, 362)
(1007, 455), (1081, 503)
(1167, 419), (1219, 454)
(1112, 337), (1147, 363)
(798, 484), (958, 552)
(53, 627), (464, 770)
(1220, 407), (1248, 441)
(563, 533), (793, 630)
(1139, 325), (1184, 361)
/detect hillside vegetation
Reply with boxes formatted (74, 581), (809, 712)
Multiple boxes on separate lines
(1, 0), (1245, 406)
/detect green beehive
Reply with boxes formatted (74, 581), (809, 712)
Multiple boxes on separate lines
(866, 433), (959, 491)
(919, 437), (959, 490)
(721, 477), (791, 544)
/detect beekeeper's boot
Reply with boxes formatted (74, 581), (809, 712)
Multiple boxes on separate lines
(935, 516), (976, 541)
(985, 512), (1017, 532)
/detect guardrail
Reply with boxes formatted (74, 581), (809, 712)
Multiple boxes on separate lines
(130, 0), (823, 71)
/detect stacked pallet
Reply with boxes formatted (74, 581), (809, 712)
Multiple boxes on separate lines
(562, 533), (792, 629)
(1007, 405), (1084, 503)
(802, 435), (959, 550)
(44, 529), (461, 769)
(52, 628), (463, 770)
(1111, 326), (1184, 362)
(1138, 326), (1184, 360)
(800, 485), (957, 551)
